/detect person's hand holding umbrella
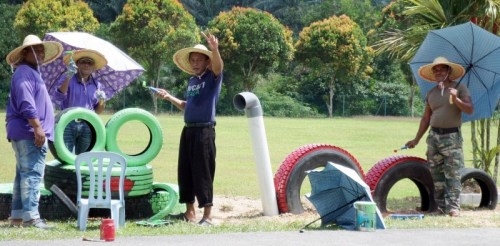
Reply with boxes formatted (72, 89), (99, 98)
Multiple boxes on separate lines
(95, 89), (106, 106)
(65, 51), (77, 79)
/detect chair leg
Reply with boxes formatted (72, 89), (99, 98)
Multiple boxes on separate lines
(110, 206), (120, 230)
(119, 206), (126, 228)
(78, 205), (90, 231)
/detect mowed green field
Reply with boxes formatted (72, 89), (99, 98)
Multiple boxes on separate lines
(0, 112), (495, 199)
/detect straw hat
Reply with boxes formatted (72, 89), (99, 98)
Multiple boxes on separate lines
(173, 44), (212, 75)
(63, 49), (107, 70)
(6, 34), (63, 66)
(418, 57), (465, 82)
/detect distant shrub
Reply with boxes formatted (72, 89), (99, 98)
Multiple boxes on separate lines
(256, 91), (322, 118)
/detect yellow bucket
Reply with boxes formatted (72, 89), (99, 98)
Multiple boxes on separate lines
(354, 201), (377, 232)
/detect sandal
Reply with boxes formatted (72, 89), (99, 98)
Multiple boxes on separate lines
(168, 213), (196, 223)
(198, 218), (213, 226)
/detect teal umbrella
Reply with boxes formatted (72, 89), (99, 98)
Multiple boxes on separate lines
(305, 162), (385, 230)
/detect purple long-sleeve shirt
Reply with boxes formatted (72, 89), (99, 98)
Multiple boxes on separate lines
(52, 75), (101, 110)
(5, 63), (55, 141)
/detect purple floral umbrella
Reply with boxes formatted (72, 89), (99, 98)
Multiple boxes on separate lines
(40, 32), (145, 101)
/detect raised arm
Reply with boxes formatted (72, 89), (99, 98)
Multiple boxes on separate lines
(202, 31), (223, 76)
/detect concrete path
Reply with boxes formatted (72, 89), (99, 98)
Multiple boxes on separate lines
(1, 228), (499, 246)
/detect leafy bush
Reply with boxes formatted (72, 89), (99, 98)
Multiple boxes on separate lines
(256, 91), (321, 118)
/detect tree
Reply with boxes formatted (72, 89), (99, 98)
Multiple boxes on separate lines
(13, 0), (99, 39)
(252, 0), (320, 34)
(179, 0), (232, 27)
(0, 3), (21, 108)
(208, 7), (294, 91)
(85, 0), (127, 23)
(295, 15), (373, 118)
(374, 0), (500, 180)
(109, 0), (199, 114)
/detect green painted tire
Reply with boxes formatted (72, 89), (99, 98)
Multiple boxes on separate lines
(105, 108), (163, 167)
(148, 183), (180, 221)
(61, 162), (153, 176)
(51, 107), (106, 165)
(44, 160), (154, 198)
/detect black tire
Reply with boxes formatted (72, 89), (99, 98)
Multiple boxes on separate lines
(0, 193), (12, 220)
(105, 108), (163, 167)
(86, 194), (154, 219)
(460, 168), (498, 209)
(364, 155), (435, 213)
(50, 184), (78, 216)
(0, 187), (74, 220)
(125, 195), (154, 219)
(39, 192), (75, 220)
(274, 144), (364, 214)
(51, 107), (106, 165)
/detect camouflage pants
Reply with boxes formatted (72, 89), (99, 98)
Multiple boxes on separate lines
(426, 130), (464, 213)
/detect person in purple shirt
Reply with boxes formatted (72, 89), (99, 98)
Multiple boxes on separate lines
(53, 49), (107, 154)
(156, 31), (223, 226)
(5, 34), (62, 229)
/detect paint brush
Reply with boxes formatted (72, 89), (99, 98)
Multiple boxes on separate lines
(142, 81), (160, 93)
(393, 146), (408, 153)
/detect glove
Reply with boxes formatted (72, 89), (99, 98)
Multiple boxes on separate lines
(65, 59), (77, 79)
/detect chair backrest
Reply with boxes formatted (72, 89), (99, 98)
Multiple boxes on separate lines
(75, 151), (127, 208)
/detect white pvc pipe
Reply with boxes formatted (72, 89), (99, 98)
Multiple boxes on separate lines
(233, 92), (279, 216)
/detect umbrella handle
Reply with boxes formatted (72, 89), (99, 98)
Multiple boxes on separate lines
(64, 50), (74, 62)
(449, 95), (453, 104)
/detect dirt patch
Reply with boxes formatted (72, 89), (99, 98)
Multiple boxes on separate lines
(191, 195), (500, 226)
(190, 195), (317, 225)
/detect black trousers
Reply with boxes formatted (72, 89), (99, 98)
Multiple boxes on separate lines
(177, 126), (216, 208)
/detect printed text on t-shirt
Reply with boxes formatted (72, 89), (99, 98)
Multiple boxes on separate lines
(187, 82), (205, 97)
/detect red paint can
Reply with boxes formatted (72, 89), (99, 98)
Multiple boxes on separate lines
(100, 218), (115, 241)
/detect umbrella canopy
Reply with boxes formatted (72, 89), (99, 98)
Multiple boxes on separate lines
(410, 22), (500, 122)
(40, 32), (145, 101)
(306, 162), (385, 230)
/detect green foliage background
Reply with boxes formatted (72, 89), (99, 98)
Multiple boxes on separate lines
(0, 0), (423, 118)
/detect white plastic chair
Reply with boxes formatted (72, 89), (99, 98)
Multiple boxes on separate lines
(75, 151), (127, 231)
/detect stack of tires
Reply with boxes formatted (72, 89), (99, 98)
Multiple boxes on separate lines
(0, 107), (181, 220)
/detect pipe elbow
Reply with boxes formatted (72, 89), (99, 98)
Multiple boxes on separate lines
(233, 92), (263, 117)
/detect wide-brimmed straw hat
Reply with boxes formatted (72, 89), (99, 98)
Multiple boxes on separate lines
(6, 34), (63, 66)
(418, 56), (465, 82)
(173, 44), (212, 75)
(63, 49), (107, 70)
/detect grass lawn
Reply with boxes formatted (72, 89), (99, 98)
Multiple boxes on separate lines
(0, 112), (496, 197)
(0, 112), (498, 240)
